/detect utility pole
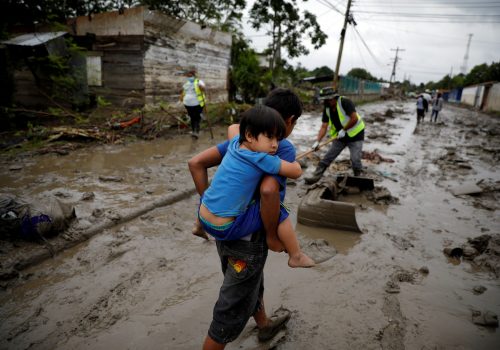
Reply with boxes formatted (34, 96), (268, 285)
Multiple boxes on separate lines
(389, 47), (405, 85)
(333, 0), (354, 90)
(460, 33), (473, 75)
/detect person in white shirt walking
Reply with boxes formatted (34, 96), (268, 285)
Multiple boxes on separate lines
(180, 68), (206, 138)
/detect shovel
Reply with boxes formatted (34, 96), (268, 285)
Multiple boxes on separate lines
(296, 137), (336, 160)
(297, 137), (375, 190)
(201, 97), (214, 139)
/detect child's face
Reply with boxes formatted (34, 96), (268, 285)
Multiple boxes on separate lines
(246, 132), (279, 154)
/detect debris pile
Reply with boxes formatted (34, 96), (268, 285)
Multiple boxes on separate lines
(362, 150), (395, 164)
(443, 234), (500, 277)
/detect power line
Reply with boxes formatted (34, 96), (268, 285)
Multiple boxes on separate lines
(355, 22), (500, 45)
(357, 18), (500, 23)
(353, 11), (500, 18)
(351, 27), (368, 70)
(352, 26), (385, 67)
(357, 0), (500, 4)
(315, 0), (344, 16)
(353, 3), (500, 7)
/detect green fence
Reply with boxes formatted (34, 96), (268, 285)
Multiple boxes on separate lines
(339, 75), (382, 95)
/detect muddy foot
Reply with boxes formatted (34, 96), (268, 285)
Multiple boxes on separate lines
(258, 310), (291, 342)
(288, 252), (315, 268)
(192, 222), (209, 240)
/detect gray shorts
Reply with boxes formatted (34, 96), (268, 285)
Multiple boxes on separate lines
(208, 230), (268, 344)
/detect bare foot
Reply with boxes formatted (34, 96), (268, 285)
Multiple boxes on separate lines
(192, 221), (209, 240)
(288, 252), (315, 268)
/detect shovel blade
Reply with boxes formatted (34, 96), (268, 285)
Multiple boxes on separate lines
(339, 176), (375, 191)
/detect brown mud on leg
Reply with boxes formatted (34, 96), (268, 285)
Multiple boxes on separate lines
(192, 219), (209, 240)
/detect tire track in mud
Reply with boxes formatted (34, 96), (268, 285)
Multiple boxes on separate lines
(76, 270), (145, 336)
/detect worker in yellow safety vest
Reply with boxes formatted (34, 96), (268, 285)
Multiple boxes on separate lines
(305, 87), (365, 184)
(180, 68), (206, 139)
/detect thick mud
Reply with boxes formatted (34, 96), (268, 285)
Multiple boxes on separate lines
(1, 100), (499, 349)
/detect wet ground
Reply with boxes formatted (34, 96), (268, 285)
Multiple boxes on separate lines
(0, 100), (499, 349)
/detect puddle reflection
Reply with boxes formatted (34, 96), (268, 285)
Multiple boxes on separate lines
(296, 223), (361, 254)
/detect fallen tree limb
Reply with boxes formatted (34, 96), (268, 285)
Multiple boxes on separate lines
(8, 108), (75, 118)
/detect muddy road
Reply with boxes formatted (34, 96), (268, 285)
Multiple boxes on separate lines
(1, 100), (499, 349)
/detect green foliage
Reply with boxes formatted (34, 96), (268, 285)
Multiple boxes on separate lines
(310, 66), (334, 77)
(144, 0), (246, 31)
(249, 0), (327, 79)
(347, 68), (377, 81)
(230, 35), (271, 102)
(464, 63), (489, 86)
(425, 62), (499, 90)
(2, 1), (244, 33)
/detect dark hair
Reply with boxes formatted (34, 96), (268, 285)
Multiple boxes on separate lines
(239, 105), (286, 144)
(264, 88), (303, 123)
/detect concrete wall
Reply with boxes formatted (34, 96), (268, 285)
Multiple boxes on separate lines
(461, 83), (500, 112)
(143, 9), (231, 106)
(461, 85), (482, 108)
(483, 82), (500, 112)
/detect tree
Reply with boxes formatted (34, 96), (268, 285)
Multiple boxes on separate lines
(464, 63), (489, 86)
(143, 0), (246, 30)
(1, 1), (245, 36)
(249, 0), (327, 81)
(230, 34), (270, 102)
(1, 0), (113, 35)
(450, 74), (465, 89)
(486, 61), (500, 82)
(311, 66), (334, 77)
(347, 68), (376, 81)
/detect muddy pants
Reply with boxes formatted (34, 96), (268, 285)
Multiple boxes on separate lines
(320, 139), (363, 173)
(185, 104), (203, 133)
(431, 109), (440, 122)
(417, 108), (425, 123)
(208, 230), (268, 344)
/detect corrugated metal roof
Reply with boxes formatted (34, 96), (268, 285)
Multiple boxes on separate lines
(1, 32), (67, 46)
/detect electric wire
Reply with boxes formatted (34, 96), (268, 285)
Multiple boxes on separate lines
(315, 0), (344, 16)
(352, 26), (386, 67)
(351, 26), (370, 72)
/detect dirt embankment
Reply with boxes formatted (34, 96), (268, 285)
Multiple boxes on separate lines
(0, 100), (499, 350)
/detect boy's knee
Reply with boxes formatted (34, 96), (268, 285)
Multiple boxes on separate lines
(260, 176), (279, 198)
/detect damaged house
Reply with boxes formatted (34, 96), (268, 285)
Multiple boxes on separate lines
(1, 31), (88, 109)
(2, 6), (232, 109)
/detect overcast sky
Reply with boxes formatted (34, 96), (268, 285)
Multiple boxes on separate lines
(241, 0), (500, 85)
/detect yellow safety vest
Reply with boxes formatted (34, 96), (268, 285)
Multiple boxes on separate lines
(194, 78), (206, 107)
(327, 96), (365, 138)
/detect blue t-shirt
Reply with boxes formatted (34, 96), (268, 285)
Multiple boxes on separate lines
(216, 137), (296, 203)
(203, 136), (282, 217)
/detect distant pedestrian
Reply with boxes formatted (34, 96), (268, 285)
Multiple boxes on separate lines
(416, 95), (425, 124)
(180, 68), (206, 139)
(431, 92), (444, 122)
(422, 96), (429, 119)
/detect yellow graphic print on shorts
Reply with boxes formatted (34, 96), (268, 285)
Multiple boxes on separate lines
(228, 257), (247, 273)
